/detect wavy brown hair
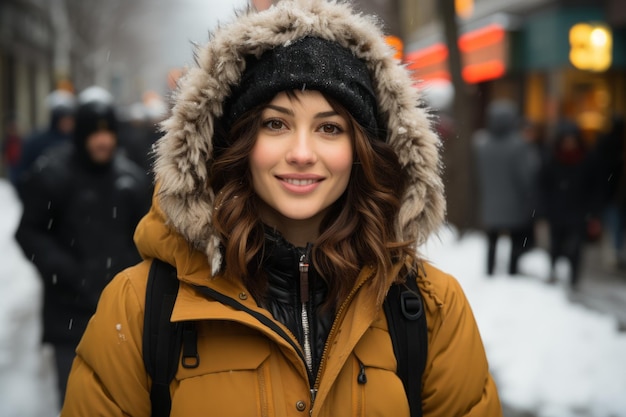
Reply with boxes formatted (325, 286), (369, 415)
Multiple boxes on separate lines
(211, 92), (415, 307)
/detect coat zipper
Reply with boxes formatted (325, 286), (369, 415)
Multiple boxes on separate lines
(299, 244), (317, 410)
(308, 271), (373, 416)
(299, 248), (313, 374)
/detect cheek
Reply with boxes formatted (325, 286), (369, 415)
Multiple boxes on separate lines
(327, 143), (353, 178)
(249, 139), (280, 189)
(250, 142), (271, 175)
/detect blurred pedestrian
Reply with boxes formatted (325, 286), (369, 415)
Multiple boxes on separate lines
(14, 90), (76, 189)
(15, 86), (152, 404)
(539, 120), (595, 288)
(117, 93), (168, 188)
(521, 118), (548, 250)
(474, 99), (540, 276)
(60, 2), (502, 416)
(589, 115), (626, 269)
(117, 103), (152, 175)
(2, 114), (22, 185)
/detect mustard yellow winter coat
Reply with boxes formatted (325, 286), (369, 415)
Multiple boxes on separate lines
(61, 201), (501, 417)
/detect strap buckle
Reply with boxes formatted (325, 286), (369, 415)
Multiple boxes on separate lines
(400, 291), (423, 321)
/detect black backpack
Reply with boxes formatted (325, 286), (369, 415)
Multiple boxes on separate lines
(143, 259), (427, 417)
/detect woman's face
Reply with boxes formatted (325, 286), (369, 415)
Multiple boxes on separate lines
(250, 90), (353, 234)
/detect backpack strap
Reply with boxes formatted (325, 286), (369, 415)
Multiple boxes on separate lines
(383, 270), (428, 417)
(143, 259), (183, 417)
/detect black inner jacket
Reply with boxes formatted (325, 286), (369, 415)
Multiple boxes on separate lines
(260, 227), (335, 377)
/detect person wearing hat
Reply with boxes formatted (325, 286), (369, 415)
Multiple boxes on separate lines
(61, 2), (501, 416)
(14, 89), (76, 189)
(15, 86), (152, 406)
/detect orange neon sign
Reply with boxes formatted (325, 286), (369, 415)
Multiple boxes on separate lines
(462, 61), (506, 83)
(458, 24), (505, 52)
(406, 24), (507, 84)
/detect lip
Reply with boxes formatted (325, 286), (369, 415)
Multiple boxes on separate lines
(276, 174), (324, 194)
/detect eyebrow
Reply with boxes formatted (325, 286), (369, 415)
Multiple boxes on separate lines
(265, 104), (338, 119)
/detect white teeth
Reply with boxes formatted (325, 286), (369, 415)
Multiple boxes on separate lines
(284, 178), (316, 186)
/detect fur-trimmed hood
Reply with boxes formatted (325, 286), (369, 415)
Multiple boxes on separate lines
(153, 0), (445, 273)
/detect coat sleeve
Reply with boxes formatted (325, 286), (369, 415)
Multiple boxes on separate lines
(419, 265), (502, 417)
(15, 162), (81, 289)
(61, 263), (151, 417)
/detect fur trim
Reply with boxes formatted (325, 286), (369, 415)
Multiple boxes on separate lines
(154, 0), (445, 270)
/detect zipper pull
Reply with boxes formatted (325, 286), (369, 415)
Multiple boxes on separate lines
(309, 388), (318, 416)
(299, 244), (312, 304)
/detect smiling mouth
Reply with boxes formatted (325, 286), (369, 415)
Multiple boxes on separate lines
(279, 177), (321, 186)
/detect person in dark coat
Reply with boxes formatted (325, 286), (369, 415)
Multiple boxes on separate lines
(14, 90), (76, 189)
(539, 120), (595, 288)
(589, 115), (626, 268)
(474, 99), (540, 275)
(15, 86), (152, 405)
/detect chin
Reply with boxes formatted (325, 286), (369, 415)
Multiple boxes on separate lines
(92, 156), (114, 165)
(277, 206), (328, 222)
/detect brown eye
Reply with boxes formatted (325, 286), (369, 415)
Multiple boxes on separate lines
(269, 120), (283, 130)
(264, 119), (285, 130)
(319, 123), (342, 135)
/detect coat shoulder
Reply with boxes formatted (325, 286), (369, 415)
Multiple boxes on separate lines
(65, 260), (154, 416)
(417, 261), (466, 312)
(416, 261), (503, 416)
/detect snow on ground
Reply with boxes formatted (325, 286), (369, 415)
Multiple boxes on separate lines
(1, 177), (625, 416)
(0, 180), (58, 417)
(423, 226), (626, 417)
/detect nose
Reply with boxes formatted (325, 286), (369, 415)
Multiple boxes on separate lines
(286, 129), (317, 166)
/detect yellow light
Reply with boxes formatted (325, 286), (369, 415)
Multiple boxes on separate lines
(590, 27), (609, 47)
(569, 23), (591, 45)
(569, 23), (612, 72)
(455, 0), (474, 19)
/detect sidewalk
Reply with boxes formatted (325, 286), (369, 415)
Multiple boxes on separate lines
(503, 404), (537, 417)
(525, 222), (626, 331)
(573, 240), (626, 331)
(502, 239), (626, 417)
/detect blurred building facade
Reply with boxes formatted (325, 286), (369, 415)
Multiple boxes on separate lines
(0, 0), (55, 137)
(399, 0), (626, 143)
(0, 0), (170, 177)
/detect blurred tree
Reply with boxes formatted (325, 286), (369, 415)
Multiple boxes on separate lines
(438, 0), (477, 231)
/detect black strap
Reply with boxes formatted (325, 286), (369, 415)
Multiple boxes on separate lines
(383, 272), (428, 417)
(143, 259), (183, 417)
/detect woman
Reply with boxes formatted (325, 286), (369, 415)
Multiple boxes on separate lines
(61, 1), (502, 416)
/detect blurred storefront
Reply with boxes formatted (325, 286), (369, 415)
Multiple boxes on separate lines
(0, 0), (55, 138)
(522, 5), (625, 144)
(401, 0), (626, 143)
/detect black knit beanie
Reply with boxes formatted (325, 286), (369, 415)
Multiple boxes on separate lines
(222, 37), (381, 139)
(74, 100), (118, 144)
